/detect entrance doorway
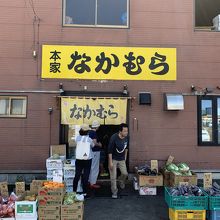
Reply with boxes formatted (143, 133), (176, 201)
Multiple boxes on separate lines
(59, 92), (130, 177)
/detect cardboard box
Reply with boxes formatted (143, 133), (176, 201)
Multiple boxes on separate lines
(63, 159), (75, 168)
(61, 202), (83, 216)
(0, 182), (9, 197)
(136, 173), (163, 187)
(64, 177), (74, 186)
(50, 144), (66, 157)
(15, 192), (37, 218)
(38, 186), (65, 196)
(63, 167), (75, 177)
(46, 176), (53, 181)
(30, 184), (40, 195)
(66, 186), (73, 193)
(47, 169), (63, 177)
(30, 180), (45, 194)
(38, 195), (63, 206)
(53, 170), (63, 183)
(61, 214), (83, 220)
(32, 180), (45, 186)
(46, 158), (63, 169)
(38, 215), (60, 220)
(61, 202), (84, 220)
(38, 205), (60, 216)
(139, 187), (157, 196)
(161, 170), (171, 187)
(170, 171), (197, 187)
(15, 182), (25, 195)
(15, 216), (38, 220)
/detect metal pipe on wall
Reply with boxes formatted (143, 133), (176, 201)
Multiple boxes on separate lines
(0, 90), (61, 94)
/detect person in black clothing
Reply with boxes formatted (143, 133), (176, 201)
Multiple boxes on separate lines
(108, 123), (129, 199)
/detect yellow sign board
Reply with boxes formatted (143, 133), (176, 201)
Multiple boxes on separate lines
(42, 45), (176, 80)
(61, 97), (127, 125)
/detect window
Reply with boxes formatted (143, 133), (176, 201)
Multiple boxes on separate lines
(63, 0), (129, 28)
(198, 96), (220, 145)
(0, 96), (27, 118)
(195, 0), (220, 30)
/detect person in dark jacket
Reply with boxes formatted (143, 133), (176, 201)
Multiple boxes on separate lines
(108, 123), (129, 199)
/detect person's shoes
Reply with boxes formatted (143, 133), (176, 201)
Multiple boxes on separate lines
(119, 181), (125, 189)
(83, 193), (91, 199)
(112, 193), (118, 199)
(100, 172), (109, 177)
(89, 184), (101, 189)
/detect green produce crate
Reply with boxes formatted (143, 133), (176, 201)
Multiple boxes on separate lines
(209, 196), (220, 210)
(165, 187), (208, 210)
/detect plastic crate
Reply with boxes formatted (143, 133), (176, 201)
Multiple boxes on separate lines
(169, 208), (206, 220)
(209, 210), (220, 220)
(209, 196), (220, 210)
(165, 187), (208, 210)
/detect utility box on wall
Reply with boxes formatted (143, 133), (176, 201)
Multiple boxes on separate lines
(139, 92), (151, 105)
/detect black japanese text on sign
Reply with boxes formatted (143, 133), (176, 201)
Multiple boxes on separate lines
(61, 98), (127, 125)
(42, 45), (176, 80)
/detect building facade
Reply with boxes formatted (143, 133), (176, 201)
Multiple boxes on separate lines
(1, 0), (220, 173)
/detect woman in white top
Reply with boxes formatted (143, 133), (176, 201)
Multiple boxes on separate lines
(73, 124), (94, 197)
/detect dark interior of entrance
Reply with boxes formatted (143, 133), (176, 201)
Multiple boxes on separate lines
(60, 124), (129, 175)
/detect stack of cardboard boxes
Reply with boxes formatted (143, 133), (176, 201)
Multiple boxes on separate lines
(38, 186), (65, 220)
(63, 165), (75, 193)
(46, 145), (66, 182)
(61, 201), (84, 220)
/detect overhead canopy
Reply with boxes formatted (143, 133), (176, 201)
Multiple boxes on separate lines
(61, 97), (127, 125)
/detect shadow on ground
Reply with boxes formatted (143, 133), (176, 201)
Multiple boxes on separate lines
(84, 181), (169, 220)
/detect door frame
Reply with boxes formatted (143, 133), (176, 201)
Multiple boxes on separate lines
(59, 90), (130, 168)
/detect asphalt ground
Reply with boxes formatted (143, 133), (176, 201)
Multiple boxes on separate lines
(84, 181), (169, 220)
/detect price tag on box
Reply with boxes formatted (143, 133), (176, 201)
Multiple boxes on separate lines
(151, 160), (158, 173)
(204, 173), (212, 189)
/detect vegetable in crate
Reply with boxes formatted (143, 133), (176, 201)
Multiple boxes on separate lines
(166, 163), (179, 172)
(137, 165), (151, 175)
(171, 170), (182, 176)
(177, 163), (190, 172)
(205, 182), (220, 196)
(52, 154), (60, 159)
(169, 185), (204, 196)
(137, 165), (158, 176)
(181, 170), (192, 176)
(63, 192), (77, 205)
